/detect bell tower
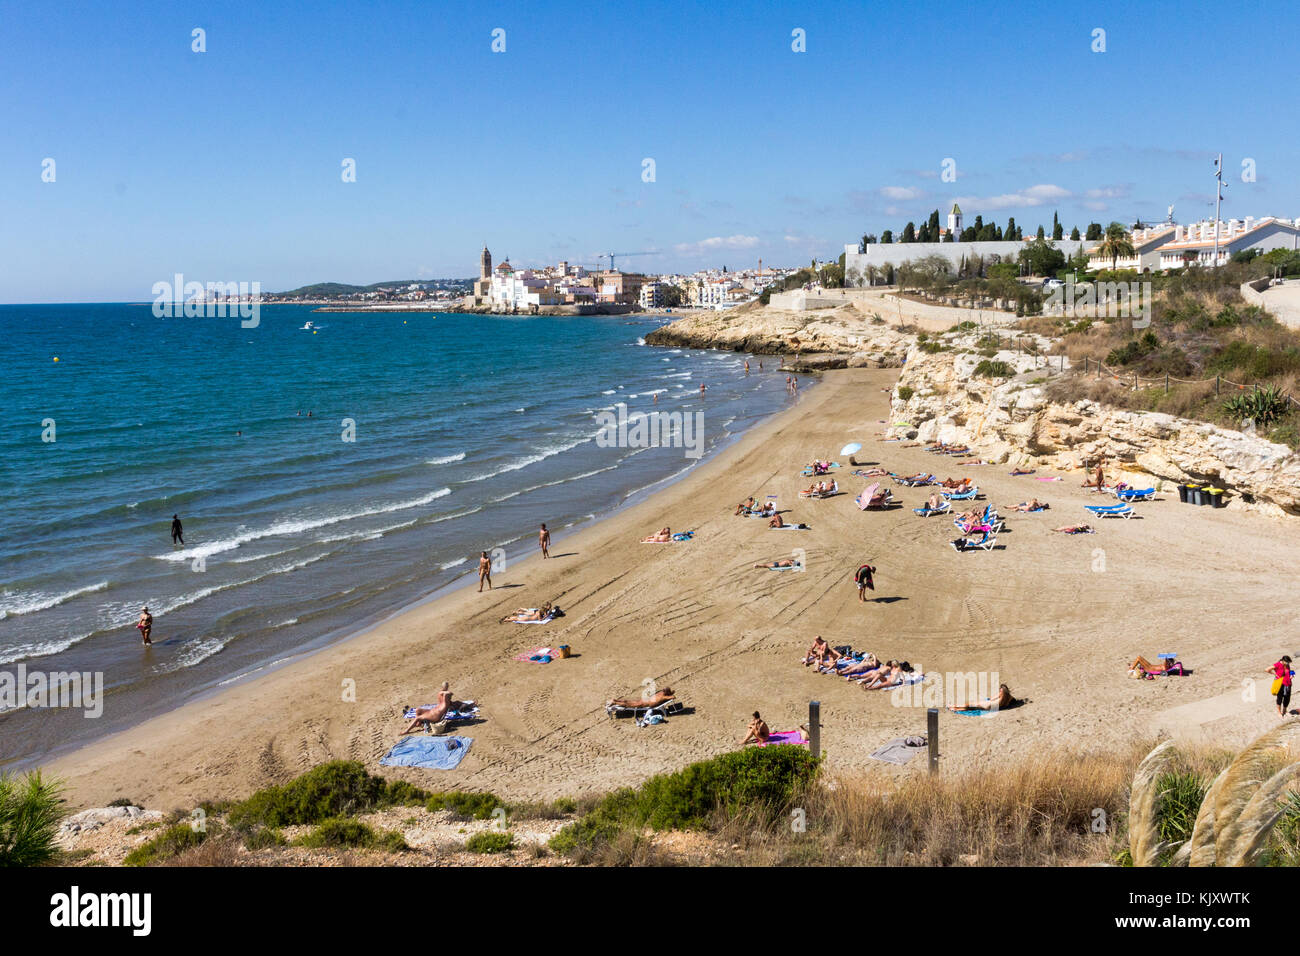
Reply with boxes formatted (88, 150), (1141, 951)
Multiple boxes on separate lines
(480, 245), (492, 280)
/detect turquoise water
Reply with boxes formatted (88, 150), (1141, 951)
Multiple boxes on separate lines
(0, 304), (800, 764)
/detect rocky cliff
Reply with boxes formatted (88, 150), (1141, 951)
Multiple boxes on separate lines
(890, 341), (1300, 515)
(645, 303), (911, 369)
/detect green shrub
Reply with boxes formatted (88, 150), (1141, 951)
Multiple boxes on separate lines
(294, 818), (407, 852)
(107, 797), (136, 808)
(1223, 384), (1291, 428)
(123, 822), (207, 867)
(1106, 330), (1159, 366)
(919, 341), (945, 353)
(551, 797), (578, 815)
(0, 772), (65, 867)
(466, 831), (514, 854)
(426, 791), (501, 820)
(550, 747), (819, 857)
(896, 386), (914, 402)
(1154, 771), (1205, 853)
(973, 360), (1013, 379)
(228, 761), (425, 829)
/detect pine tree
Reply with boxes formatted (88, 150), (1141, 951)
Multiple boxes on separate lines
(1086, 222), (1103, 240)
(881, 230), (893, 243)
(1037, 225), (1046, 239)
(902, 222), (916, 243)
(1052, 212), (1063, 240)
(1005, 217), (1017, 241)
(1070, 226), (1081, 240)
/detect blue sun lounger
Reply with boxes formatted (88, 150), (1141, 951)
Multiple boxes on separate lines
(1085, 503), (1135, 519)
(1115, 487), (1154, 501)
(942, 488), (979, 501)
(951, 530), (997, 552)
(913, 501), (951, 517)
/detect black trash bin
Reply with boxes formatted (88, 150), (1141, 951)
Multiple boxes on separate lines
(1177, 484), (1190, 504)
(1186, 484), (1202, 505)
(1206, 487), (1225, 508)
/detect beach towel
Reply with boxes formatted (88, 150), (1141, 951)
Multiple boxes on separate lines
(1035, 476), (1062, 482)
(757, 731), (807, 747)
(764, 562), (801, 571)
(769, 523), (808, 530)
(950, 708), (996, 718)
(514, 646), (556, 662)
(380, 735), (473, 769)
(671, 531), (694, 541)
(869, 737), (926, 765)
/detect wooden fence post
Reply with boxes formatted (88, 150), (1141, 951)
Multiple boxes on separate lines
(809, 700), (821, 758)
(1216, 374), (1220, 396)
(1165, 373), (1169, 394)
(927, 708), (939, 775)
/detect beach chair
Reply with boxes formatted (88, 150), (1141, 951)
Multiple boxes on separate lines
(1085, 503), (1135, 519)
(942, 487), (978, 501)
(951, 530), (997, 552)
(1115, 487), (1155, 501)
(913, 500), (951, 517)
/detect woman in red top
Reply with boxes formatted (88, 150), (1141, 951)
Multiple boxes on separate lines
(1270, 655), (1293, 717)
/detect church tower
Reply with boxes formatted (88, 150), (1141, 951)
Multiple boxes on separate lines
(480, 245), (492, 280)
(947, 203), (963, 238)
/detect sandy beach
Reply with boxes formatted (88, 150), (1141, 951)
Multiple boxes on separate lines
(47, 366), (1296, 810)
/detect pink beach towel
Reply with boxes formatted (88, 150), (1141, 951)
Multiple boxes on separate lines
(758, 731), (808, 747)
(1035, 476), (1062, 482)
(514, 647), (554, 662)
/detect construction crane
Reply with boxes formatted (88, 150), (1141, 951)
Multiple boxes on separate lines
(598, 251), (660, 271)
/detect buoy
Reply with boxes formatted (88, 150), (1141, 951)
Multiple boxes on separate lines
(53, 356), (59, 362)
(313, 330), (318, 334)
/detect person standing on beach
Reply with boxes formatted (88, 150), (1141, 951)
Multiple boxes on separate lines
(136, 606), (153, 645)
(539, 523), (551, 558)
(1270, 655), (1293, 717)
(171, 514), (184, 545)
(477, 551), (493, 592)
(855, 563), (876, 602)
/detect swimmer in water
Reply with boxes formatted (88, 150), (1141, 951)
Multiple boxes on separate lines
(171, 514), (184, 545)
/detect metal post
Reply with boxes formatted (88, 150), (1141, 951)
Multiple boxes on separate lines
(809, 700), (821, 757)
(927, 708), (939, 774)
(1216, 374), (1220, 396)
(1165, 373), (1169, 394)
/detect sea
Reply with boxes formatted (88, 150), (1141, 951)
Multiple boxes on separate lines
(0, 304), (805, 766)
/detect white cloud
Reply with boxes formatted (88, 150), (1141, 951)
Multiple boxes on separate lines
(673, 235), (761, 254)
(954, 184), (1070, 211)
(880, 186), (923, 200)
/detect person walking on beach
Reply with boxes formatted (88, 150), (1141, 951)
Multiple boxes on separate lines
(1270, 655), (1293, 717)
(539, 523), (551, 558)
(477, 551), (493, 592)
(136, 606), (153, 645)
(170, 514), (184, 545)
(855, 563), (876, 602)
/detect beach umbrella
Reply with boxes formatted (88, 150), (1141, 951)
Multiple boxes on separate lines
(840, 442), (862, 456)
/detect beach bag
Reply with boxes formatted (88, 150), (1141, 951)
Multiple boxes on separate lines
(1271, 677), (1284, 696)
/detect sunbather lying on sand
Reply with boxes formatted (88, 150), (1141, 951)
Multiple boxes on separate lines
(840, 654), (883, 677)
(739, 711), (771, 746)
(769, 513), (807, 529)
(1053, 524), (1095, 534)
(500, 603), (554, 623)
(641, 527), (672, 543)
(734, 497), (756, 515)
(955, 459), (987, 466)
(1129, 656), (1181, 678)
(801, 480), (834, 496)
(803, 636), (841, 668)
(949, 683), (1018, 711)
(861, 661), (913, 690)
(1010, 467), (1035, 476)
(608, 687), (675, 709)
(856, 467), (889, 477)
(1010, 499), (1047, 512)
(754, 558), (801, 570)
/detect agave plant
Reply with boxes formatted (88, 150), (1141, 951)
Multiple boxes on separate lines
(1128, 723), (1300, 866)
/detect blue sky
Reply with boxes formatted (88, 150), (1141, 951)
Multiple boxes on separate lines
(2, 0), (1297, 302)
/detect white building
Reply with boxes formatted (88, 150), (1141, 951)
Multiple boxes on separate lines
(1154, 217), (1300, 270)
(1086, 225), (1177, 272)
(844, 237), (1088, 281)
(640, 281), (662, 308)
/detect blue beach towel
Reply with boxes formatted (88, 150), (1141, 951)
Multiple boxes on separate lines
(380, 735), (473, 769)
(950, 708), (996, 718)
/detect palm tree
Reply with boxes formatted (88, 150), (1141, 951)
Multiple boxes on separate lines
(1098, 222), (1136, 273)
